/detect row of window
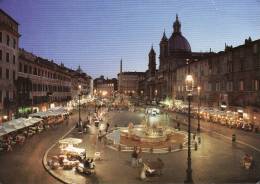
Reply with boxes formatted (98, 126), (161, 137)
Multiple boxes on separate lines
(19, 62), (69, 81)
(0, 32), (17, 49)
(31, 83), (71, 93)
(177, 80), (259, 93)
(0, 67), (16, 81)
(0, 50), (16, 64)
(209, 80), (259, 92)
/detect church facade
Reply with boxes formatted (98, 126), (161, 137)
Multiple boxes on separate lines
(140, 15), (208, 102)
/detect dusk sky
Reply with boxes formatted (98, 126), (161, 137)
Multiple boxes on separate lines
(1, 0), (260, 78)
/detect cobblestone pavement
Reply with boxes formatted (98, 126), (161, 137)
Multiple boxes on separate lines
(46, 110), (260, 184)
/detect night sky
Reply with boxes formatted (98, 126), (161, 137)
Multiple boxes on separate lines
(1, 0), (260, 78)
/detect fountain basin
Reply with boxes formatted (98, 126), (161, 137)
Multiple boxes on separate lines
(120, 125), (174, 143)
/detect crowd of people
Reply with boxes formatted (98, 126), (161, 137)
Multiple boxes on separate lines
(168, 106), (259, 133)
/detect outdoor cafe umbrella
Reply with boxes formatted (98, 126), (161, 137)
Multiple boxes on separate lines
(0, 125), (17, 137)
(0, 128), (9, 137)
(59, 137), (82, 145)
(26, 117), (42, 126)
(8, 118), (27, 130)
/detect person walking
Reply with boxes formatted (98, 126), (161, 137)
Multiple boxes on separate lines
(106, 122), (110, 133)
(131, 146), (138, 167)
(98, 130), (102, 143)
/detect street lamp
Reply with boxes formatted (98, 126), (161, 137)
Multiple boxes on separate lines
(155, 89), (158, 102)
(78, 85), (82, 129)
(185, 59), (194, 183)
(197, 86), (201, 132)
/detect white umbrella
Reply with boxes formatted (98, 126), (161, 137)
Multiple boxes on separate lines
(0, 128), (9, 137)
(0, 125), (17, 135)
(59, 137), (82, 145)
(8, 118), (27, 129)
(26, 117), (42, 126)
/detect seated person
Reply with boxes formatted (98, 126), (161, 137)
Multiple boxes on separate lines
(89, 159), (95, 169)
(242, 153), (253, 168)
(243, 154), (252, 163)
(84, 158), (90, 168)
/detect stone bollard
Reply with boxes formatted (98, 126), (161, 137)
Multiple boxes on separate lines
(232, 134), (236, 142)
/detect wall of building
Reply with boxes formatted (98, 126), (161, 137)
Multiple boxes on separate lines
(0, 10), (19, 122)
(17, 50), (72, 112)
(118, 72), (145, 96)
(174, 39), (260, 113)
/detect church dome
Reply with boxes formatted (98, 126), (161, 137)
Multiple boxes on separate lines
(168, 15), (191, 53)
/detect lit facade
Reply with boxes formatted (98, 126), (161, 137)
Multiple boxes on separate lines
(17, 49), (73, 112)
(94, 76), (117, 97)
(118, 71), (145, 96)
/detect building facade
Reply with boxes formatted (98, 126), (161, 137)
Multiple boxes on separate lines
(0, 9), (20, 122)
(174, 38), (260, 120)
(140, 15), (207, 102)
(139, 14), (260, 120)
(17, 49), (73, 113)
(118, 71), (145, 96)
(70, 66), (92, 101)
(0, 9), (92, 122)
(94, 75), (118, 97)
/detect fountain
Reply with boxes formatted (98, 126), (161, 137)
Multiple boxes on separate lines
(120, 114), (174, 143)
(106, 113), (187, 150)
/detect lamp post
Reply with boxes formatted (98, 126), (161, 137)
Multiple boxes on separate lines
(78, 85), (82, 128)
(197, 86), (201, 132)
(185, 59), (194, 183)
(154, 89), (158, 104)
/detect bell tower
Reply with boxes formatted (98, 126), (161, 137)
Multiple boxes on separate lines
(148, 45), (156, 77)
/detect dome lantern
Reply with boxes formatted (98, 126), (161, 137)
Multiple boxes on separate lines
(173, 14), (181, 33)
(168, 14), (191, 53)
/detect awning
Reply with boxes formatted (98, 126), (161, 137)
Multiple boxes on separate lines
(0, 117), (43, 137)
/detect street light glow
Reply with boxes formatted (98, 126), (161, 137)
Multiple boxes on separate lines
(102, 90), (108, 96)
(197, 86), (201, 92)
(185, 74), (194, 92)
